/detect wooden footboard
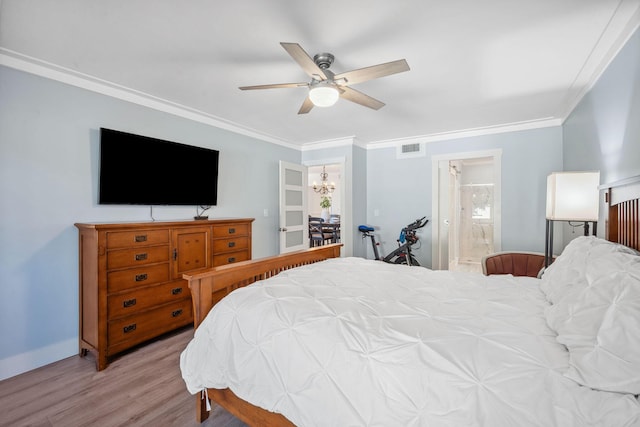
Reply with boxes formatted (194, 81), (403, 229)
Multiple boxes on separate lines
(183, 243), (342, 423)
(184, 243), (342, 329)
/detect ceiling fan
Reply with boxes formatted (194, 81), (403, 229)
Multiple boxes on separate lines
(239, 42), (410, 114)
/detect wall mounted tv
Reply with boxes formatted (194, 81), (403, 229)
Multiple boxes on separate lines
(99, 128), (219, 206)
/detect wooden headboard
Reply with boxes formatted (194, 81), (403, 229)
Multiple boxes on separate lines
(604, 176), (640, 251)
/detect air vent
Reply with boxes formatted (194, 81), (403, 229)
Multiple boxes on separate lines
(402, 143), (420, 154)
(396, 142), (425, 159)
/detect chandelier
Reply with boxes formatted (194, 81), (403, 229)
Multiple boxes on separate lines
(312, 165), (335, 195)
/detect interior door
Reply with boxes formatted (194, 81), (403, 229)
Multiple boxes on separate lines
(279, 161), (308, 253)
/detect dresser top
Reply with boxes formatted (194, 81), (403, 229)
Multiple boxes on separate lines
(75, 218), (255, 230)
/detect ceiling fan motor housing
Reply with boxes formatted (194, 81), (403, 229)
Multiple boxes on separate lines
(313, 52), (334, 70)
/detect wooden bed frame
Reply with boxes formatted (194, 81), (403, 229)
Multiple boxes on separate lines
(183, 176), (640, 426)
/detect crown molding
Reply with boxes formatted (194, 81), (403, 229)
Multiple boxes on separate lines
(5, 2), (637, 156)
(0, 50), (593, 153)
(300, 136), (362, 152)
(366, 118), (562, 150)
(0, 48), (302, 150)
(557, 1), (640, 123)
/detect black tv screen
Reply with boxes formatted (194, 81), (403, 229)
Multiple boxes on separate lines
(99, 128), (219, 206)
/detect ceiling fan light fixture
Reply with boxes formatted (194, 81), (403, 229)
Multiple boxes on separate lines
(309, 83), (339, 107)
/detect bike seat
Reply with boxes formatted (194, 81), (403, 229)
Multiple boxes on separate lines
(358, 225), (375, 233)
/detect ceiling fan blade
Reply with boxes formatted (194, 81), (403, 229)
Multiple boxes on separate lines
(334, 59), (409, 86)
(339, 86), (385, 110)
(239, 82), (308, 90)
(298, 96), (314, 114)
(280, 42), (328, 81)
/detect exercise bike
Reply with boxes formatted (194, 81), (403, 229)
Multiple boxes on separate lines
(359, 217), (428, 266)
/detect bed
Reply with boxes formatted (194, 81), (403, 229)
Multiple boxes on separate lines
(180, 177), (640, 426)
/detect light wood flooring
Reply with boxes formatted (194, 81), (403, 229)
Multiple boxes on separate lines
(0, 327), (247, 427)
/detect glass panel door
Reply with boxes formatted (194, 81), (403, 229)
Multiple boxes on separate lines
(279, 161), (308, 253)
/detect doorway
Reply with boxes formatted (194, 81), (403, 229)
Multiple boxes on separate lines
(431, 151), (502, 271)
(307, 163), (342, 248)
(307, 164), (342, 221)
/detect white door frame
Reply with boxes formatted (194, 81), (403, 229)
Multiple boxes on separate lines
(431, 149), (502, 269)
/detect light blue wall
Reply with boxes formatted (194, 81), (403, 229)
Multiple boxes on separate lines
(0, 66), (300, 379)
(351, 145), (368, 258)
(366, 127), (564, 267)
(563, 28), (640, 185)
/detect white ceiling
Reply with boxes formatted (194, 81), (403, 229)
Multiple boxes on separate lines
(1, 0), (639, 148)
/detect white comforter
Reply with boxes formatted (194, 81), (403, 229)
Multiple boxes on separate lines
(180, 257), (640, 426)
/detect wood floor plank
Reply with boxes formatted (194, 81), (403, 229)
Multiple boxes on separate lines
(0, 327), (247, 427)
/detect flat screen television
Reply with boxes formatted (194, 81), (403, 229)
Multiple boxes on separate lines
(99, 128), (219, 206)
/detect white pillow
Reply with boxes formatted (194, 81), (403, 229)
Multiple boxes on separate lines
(552, 251), (640, 394)
(545, 241), (636, 331)
(540, 236), (638, 304)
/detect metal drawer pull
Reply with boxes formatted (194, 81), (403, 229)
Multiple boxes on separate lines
(123, 324), (137, 333)
(135, 273), (148, 282)
(172, 309), (183, 317)
(228, 241), (236, 248)
(228, 228), (236, 234)
(171, 287), (183, 295)
(135, 235), (147, 242)
(135, 253), (147, 261)
(228, 257), (236, 263)
(123, 298), (137, 308)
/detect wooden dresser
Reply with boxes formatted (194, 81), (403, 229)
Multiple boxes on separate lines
(75, 218), (253, 370)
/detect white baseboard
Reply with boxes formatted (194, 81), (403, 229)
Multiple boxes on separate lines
(0, 338), (77, 381)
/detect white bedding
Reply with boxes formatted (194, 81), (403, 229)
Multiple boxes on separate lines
(180, 257), (640, 426)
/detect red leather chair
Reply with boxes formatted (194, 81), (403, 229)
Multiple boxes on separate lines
(481, 251), (547, 278)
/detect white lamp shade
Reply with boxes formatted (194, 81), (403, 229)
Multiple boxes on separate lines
(309, 84), (339, 107)
(546, 171), (600, 221)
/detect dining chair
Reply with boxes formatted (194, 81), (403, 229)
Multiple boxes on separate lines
(308, 217), (329, 246)
(309, 217), (334, 246)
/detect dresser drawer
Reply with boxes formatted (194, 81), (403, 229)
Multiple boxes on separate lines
(212, 236), (249, 254)
(107, 263), (170, 293)
(107, 280), (190, 318)
(108, 299), (193, 350)
(213, 250), (250, 266)
(106, 229), (169, 249)
(107, 245), (169, 270)
(212, 223), (249, 238)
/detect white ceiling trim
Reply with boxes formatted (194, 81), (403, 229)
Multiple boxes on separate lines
(2, 1), (639, 149)
(366, 118), (562, 150)
(1, 2), (636, 155)
(557, 1), (640, 121)
(0, 48), (598, 151)
(300, 136), (359, 152)
(0, 48), (299, 150)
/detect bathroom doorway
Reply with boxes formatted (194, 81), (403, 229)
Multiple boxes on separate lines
(432, 151), (502, 272)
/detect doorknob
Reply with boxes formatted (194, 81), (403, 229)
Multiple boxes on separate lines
(279, 227), (288, 232)
(443, 219), (450, 226)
